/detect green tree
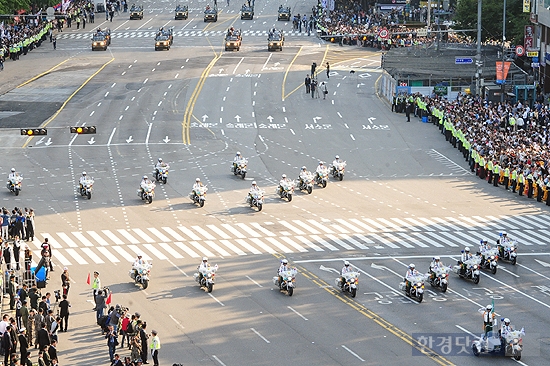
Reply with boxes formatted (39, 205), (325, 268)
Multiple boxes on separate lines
(454, 0), (531, 44)
(0, 0), (32, 14)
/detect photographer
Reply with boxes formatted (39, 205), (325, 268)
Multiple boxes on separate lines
(95, 288), (109, 320)
(108, 304), (126, 334)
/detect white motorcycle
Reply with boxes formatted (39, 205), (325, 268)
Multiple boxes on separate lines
(453, 256), (481, 283)
(7, 176), (23, 196)
(315, 167), (329, 188)
(479, 247), (499, 274)
(138, 182), (156, 203)
(330, 161), (346, 181)
(154, 166), (169, 184)
(399, 273), (426, 302)
(472, 317), (524, 361)
(247, 190), (264, 211)
(277, 180), (295, 202)
(79, 178), (94, 200)
(193, 264), (218, 293)
(335, 271), (360, 298)
(428, 266), (450, 292)
(298, 172), (314, 194)
(273, 268), (297, 296)
(231, 158), (248, 179)
(190, 186), (208, 207)
(498, 240), (518, 265)
(129, 263), (152, 289)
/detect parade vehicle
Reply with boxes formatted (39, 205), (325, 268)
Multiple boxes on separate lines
(428, 266), (450, 292)
(79, 178), (94, 199)
(224, 29), (242, 51)
(154, 165), (169, 183)
(453, 255), (481, 283)
(189, 186), (208, 207)
(277, 6), (290, 21)
(155, 34), (171, 50)
(267, 30), (284, 51)
(241, 5), (254, 19)
(130, 4), (144, 19)
(194, 264), (218, 292)
(472, 316), (524, 361)
(92, 33), (109, 50)
(7, 175), (23, 196)
(138, 181), (155, 203)
(297, 171), (314, 194)
(315, 166), (329, 188)
(335, 271), (360, 298)
(231, 158), (247, 179)
(174, 4), (188, 19)
(497, 236), (518, 265)
(399, 273), (426, 302)
(331, 160), (346, 181)
(204, 5), (217, 22)
(273, 268), (297, 296)
(247, 190), (264, 211)
(478, 246), (499, 274)
(277, 180), (295, 202)
(129, 262), (152, 289)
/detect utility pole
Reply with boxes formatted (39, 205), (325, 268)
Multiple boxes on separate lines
(501, 0), (506, 102)
(475, 0), (482, 96)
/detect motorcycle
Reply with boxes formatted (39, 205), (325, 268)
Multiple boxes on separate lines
(154, 166), (169, 184)
(7, 176), (23, 196)
(315, 167), (329, 188)
(79, 178), (94, 200)
(273, 268), (297, 296)
(472, 318), (524, 361)
(193, 264), (218, 293)
(189, 186), (208, 207)
(335, 271), (360, 298)
(231, 158), (248, 179)
(129, 263), (152, 289)
(137, 182), (156, 203)
(497, 240), (518, 265)
(277, 180), (295, 202)
(452, 256), (481, 283)
(399, 274), (426, 302)
(247, 190), (264, 211)
(479, 247), (499, 274)
(330, 161), (346, 181)
(428, 266), (450, 292)
(297, 172), (314, 194)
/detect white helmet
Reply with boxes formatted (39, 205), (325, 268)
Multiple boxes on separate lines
(301, 166), (306, 170)
(335, 155), (339, 159)
(282, 174), (286, 178)
(10, 168), (15, 173)
(465, 247), (470, 252)
(504, 318), (510, 324)
(236, 151), (241, 155)
(282, 259), (288, 264)
(137, 253), (142, 257)
(344, 261), (350, 266)
(409, 263), (415, 269)
(252, 181), (257, 185)
(196, 178), (201, 182)
(319, 161), (324, 165)
(486, 304), (492, 310)
(502, 232), (507, 236)
(158, 158), (162, 162)
(143, 175), (148, 180)
(82, 171), (87, 175)
(202, 257), (208, 261)
(434, 256), (440, 261)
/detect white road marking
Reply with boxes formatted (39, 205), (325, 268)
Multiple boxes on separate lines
(234, 239), (262, 255)
(112, 245), (137, 262)
(87, 231), (110, 246)
(233, 57), (244, 74)
(97, 247), (120, 262)
(212, 355), (227, 366)
(250, 328), (269, 343)
(56, 233), (78, 248)
(174, 242), (200, 258)
(81, 247), (105, 264)
(159, 244), (183, 259)
(145, 123), (152, 144)
(117, 229), (140, 244)
(341, 345), (365, 362)
(132, 228), (155, 243)
(288, 306), (308, 320)
(148, 228), (171, 242)
(107, 127), (116, 146)
(72, 232), (94, 247)
(246, 275), (263, 287)
(64, 249), (88, 264)
(209, 293), (225, 306)
(350, 134), (355, 140)
(143, 243), (168, 260)
(169, 314), (185, 329)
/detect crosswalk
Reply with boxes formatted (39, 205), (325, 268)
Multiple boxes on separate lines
(23, 214), (550, 266)
(58, 30), (310, 40)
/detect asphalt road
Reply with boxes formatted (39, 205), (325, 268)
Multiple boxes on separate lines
(1, 0), (549, 365)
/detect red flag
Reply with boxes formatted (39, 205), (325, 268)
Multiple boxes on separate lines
(106, 292), (112, 305)
(86, 272), (91, 285)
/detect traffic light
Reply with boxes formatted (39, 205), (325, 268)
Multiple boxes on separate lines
(20, 128), (47, 136)
(70, 126), (96, 134)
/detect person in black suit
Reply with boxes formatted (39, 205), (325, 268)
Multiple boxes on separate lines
(36, 322), (51, 352)
(19, 327), (29, 365)
(304, 74), (311, 94)
(58, 295), (70, 332)
(48, 339), (57, 363)
(139, 322), (149, 364)
(3, 325), (14, 366)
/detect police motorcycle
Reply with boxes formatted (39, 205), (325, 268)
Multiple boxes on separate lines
(297, 170), (314, 194)
(277, 179), (295, 202)
(273, 262), (297, 296)
(452, 250), (481, 283)
(193, 263), (218, 293)
(497, 233), (518, 265)
(472, 315), (524, 361)
(330, 160), (346, 181)
(7, 171), (23, 196)
(427, 264), (450, 293)
(137, 177), (156, 204)
(129, 262), (152, 289)
(399, 273), (426, 303)
(154, 166), (169, 184)
(189, 185), (208, 207)
(231, 158), (248, 179)
(315, 165), (329, 188)
(246, 187), (264, 211)
(335, 271), (360, 298)
(478, 246), (499, 275)
(79, 177), (94, 200)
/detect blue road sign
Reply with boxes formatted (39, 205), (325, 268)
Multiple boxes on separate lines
(455, 57), (474, 65)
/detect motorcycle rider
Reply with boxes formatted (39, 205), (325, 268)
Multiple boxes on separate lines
(429, 256), (444, 280)
(140, 175), (153, 193)
(154, 158), (169, 179)
(331, 155), (343, 174)
(483, 304), (495, 337)
(497, 232), (511, 258)
(479, 239), (491, 266)
(8, 168), (20, 182)
(500, 318), (514, 339)
(315, 161), (326, 179)
(340, 261), (354, 289)
(197, 257), (210, 284)
(132, 253), (148, 278)
(233, 152), (245, 171)
(248, 181), (261, 202)
(459, 247), (473, 275)
(299, 166), (310, 187)
(278, 259), (290, 286)
(79, 171), (90, 192)
(405, 263), (418, 294)
(278, 174), (291, 195)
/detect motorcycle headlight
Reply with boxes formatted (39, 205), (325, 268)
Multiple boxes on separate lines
(513, 338), (518, 344)
(490, 255), (495, 260)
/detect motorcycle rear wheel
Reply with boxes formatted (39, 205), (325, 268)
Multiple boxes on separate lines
(287, 287), (293, 296)
(142, 279), (149, 290)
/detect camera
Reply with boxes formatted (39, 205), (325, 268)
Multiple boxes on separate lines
(54, 290), (61, 303)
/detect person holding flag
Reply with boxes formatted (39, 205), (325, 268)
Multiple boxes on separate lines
(482, 302), (496, 338)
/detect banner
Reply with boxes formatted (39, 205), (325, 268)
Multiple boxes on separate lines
(496, 61), (511, 83)
(525, 25), (535, 50)
(523, 0), (530, 12)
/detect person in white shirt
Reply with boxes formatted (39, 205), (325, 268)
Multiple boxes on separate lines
(500, 318), (514, 339)
(299, 166), (310, 185)
(197, 257), (210, 283)
(132, 253), (148, 278)
(460, 247), (473, 275)
(278, 259), (290, 285)
(248, 181), (261, 201)
(405, 263), (418, 293)
(79, 171), (91, 190)
(193, 178), (204, 190)
(233, 152), (245, 171)
(429, 256), (444, 280)
(8, 168), (20, 182)
(154, 158), (169, 178)
(340, 261), (354, 289)
(315, 161), (326, 179)
(278, 174), (291, 195)
(139, 175), (154, 194)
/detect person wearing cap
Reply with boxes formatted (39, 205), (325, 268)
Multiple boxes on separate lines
(429, 256), (444, 280)
(315, 161), (326, 179)
(92, 271), (101, 307)
(132, 253), (149, 278)
(26, 309), (35, 347)
(15, 294), (23, 327)
(61, 267), (71, 296)
(340, 261), (354, 290)
(150, 330), (160, 366)
(459, 247), (473, 275)
(405, 263), (418, 294)
(19, 328), (29, 366)
(483, 304), (495, 337)
(197, 257), (210, 284)
(277, 174), (291, 195)
(277, 259), (291, 287)
(500, 317), (514, 339)
(233, 151), (245, 171)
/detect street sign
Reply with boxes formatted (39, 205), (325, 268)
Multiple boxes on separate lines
(455, 57), (473, 65)
(531, 62), (540, 68)
(378, 28), (389, 39)
(515, 45), (525, 56)
(46, 6), (55, 21)
(527, 51), (539, 57)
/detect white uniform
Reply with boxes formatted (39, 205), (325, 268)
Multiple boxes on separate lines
(8, 172), (20, 181)
(133, 257), (148, 268)
(430, 260), (444, 271)
(405, 268), (418, 282)
(501, 324), (513, 339)
(155, 162), (169, 170)
(193, 182), (204, 190)
(461, 252), (473, 262)
(316, 165), (326, 175)
(341, 265), (353, 275)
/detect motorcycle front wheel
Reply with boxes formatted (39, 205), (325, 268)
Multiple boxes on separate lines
(307, 186), (312, 194)
(142, 279), (149, 290)
(287, 287), (293, 296)
(241, 172), (246, 179)
(15, 190), (19, 196)
(147, 196), (153, 204)
(472, 344), (480, 357)
(351, 288), (357, 298)
(207, 283), (213, 293)
(417, 293), (423, 303)
(339, 174), (343, 181)
(322, 180), (327, 188)
(473, 274), (480, 284)
(491, 265), (497, 274)
(162, 177), (167, 184)
(199, 199), (205, 208)
(87, 191), (92, 199)
(511, 257), (517, 265)
(441, 282), (447, 293)
(257, 203), (263, 212)
(287, 194), (292, 202)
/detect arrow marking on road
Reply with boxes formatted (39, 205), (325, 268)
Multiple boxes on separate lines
(274, 62), (280, 66)
(126, 136), (133, 143)
(88, 137), (95, 145)
(370, 263), (388, 271)
(36, 137), (45, 145)
(368, 117), (376, 124)
(202, 114), (209, 122)
(245, 69), (250, 74)
(267, 116), (274, 122)
(219, 68), (224, 74)
(319, 265), (340, 274)
(535, 259), (550, 267)
(44, 138), (52, 146)
(235, 115), (241, 122)
(163, 136), (170, 143)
